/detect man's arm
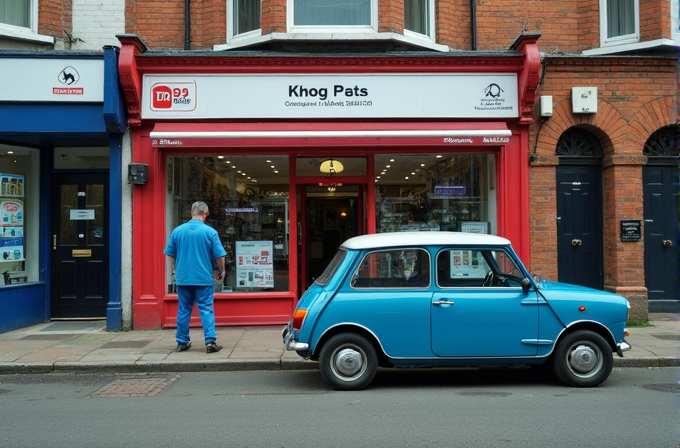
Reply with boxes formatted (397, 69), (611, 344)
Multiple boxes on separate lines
(214, 256), (226, 281)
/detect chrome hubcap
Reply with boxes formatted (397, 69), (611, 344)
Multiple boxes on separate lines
(568, 344), (599, 374)
(332, 347), (365, 378)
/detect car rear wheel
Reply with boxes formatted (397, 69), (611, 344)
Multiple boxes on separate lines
(319, 333), (378, 391)
(552, 330), (613, 387)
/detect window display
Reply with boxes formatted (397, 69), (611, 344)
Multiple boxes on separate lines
(0, 146), (38, 286)
(166, 155), (290, 293)
(375, 154), (494, 235)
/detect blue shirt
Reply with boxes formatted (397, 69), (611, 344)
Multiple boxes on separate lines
(164, 219), (227, 286)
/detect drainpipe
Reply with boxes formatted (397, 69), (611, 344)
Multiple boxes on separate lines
(184, 0), (191, 50)
(470, 0), (477, 50)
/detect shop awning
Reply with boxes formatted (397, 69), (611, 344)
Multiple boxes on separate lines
(149, 122), (511, 148)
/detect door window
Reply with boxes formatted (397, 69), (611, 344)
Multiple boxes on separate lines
(351, 249), (430, 288)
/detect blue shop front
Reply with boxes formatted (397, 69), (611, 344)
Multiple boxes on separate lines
(0, 47), (125, 332)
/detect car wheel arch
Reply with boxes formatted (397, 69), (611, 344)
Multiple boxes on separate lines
(556, 321), (617, 353)
(311, 324), (390, 366)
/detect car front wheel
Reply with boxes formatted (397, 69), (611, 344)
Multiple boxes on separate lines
(552, 330), (613, 387)
(319, 333), (378, 391)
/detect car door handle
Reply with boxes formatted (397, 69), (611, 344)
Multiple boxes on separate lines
(433, 300), (455, 306)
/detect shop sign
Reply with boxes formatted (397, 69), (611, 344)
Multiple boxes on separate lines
(141, 73), (519, 119)
(434, 186), (467, 196)
(0, 59), (104, 102)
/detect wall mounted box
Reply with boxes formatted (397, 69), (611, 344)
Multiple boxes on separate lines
(128, 163), (148, 185)
(540, 95), (553, 117)
(571, 87), (597, 114)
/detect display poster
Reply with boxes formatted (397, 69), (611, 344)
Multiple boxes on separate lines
(235, 241), (274, 288)
(1, 199), (23, 226)
(449, 250), (486, 278)
(0, 226), (24, 261)
(0, 174), (24, 197)
(0, 199), (24, 262)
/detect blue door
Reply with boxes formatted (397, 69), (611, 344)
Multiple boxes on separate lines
(430, 289), (539, 357)
(430, 248), (539, 358)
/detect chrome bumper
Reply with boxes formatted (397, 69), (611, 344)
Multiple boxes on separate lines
(616, 339), (631, 357)
(282, 326), (309, 352)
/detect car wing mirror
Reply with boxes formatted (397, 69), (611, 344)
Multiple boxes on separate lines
(521, 278), (532, 294)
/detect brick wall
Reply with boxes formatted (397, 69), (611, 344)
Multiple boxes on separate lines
(529, 57), (678, 320)
(72, 0), (125, 50)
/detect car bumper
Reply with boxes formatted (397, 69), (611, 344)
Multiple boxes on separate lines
(282, 325), (309, 352)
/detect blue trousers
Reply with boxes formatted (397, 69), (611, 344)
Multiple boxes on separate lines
(175, 285), (217, 345)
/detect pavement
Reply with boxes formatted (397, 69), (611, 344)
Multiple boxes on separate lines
(0, 314), (678, 375)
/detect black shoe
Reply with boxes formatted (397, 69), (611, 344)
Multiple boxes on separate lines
(206, 342), (222, 353)
(176, 341), (192, 352)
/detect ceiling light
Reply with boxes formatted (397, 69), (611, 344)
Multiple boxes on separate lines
(319, 159), (344, 175)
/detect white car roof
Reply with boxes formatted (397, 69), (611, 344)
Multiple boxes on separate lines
(341, 231), (512, 250)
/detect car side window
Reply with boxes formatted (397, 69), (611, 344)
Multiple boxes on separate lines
(436, 248), (522, 287)
(351, 249), (430, 288)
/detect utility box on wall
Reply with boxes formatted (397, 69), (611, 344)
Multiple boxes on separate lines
(571, 87), (598, 114)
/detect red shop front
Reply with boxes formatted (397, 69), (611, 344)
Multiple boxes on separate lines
(118, 34), (540, 330)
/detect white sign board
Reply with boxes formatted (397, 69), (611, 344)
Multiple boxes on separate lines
(70, 209), (95, 220)
(0, 59), (104, 102)
(141, 73), (518, 119)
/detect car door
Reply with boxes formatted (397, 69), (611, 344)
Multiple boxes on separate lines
(431, 248), (539, 358)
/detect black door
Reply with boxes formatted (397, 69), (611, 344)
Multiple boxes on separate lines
(643, 165), (680, 310)
(50, 174), (109, 318)
(556, 165), (603, 289)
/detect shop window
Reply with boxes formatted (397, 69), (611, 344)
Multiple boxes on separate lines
(229, 0), (261, 40)
(0, 0), (30, 28)
(375, 154), (496, 235)
(290, 0), (376, 32)
(166, 155), (290, 294)
(0, 145), (39, 286)
(404, 0), (434, 41)
(600, 0), (639, 46)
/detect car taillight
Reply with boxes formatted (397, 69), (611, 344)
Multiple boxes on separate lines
(292, 309), (307, 330)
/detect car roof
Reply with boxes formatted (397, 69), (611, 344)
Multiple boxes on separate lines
(341, 231), (512, 250)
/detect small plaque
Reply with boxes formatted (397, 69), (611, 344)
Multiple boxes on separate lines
(620, 220), (641, 242)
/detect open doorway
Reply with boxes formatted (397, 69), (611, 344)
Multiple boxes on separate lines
(301, 186), (362, 289)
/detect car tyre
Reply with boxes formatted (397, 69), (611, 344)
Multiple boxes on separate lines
(552, 330), (613, 387)
(319, 333), (378, 391)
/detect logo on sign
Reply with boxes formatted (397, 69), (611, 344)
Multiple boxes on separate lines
(53, 66), (84, 95)
(150, 82), (197, 111)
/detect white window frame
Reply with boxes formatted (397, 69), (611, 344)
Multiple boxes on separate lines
(0, 0), (53, 45)
(286, 0), (378, 34)
(227, 0), (262, 43)
(599, 0), (640, 47)
(403, 0), (435, 42)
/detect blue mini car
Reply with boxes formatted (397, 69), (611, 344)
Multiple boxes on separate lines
(283, 232), (631, 390)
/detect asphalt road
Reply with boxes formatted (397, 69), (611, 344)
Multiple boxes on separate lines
(1, 367), (678, 448)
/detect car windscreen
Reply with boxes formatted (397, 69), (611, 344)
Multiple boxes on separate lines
(315, 249), (348, 286)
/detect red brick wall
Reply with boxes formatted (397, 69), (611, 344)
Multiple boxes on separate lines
(123, 0), (674, 51)
(529, 57), (678, 319)
(38, 0), (71, 40)
(261, 0), (286, 34)
(378, 0), (403, 33)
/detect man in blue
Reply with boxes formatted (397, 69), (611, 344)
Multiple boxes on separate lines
(164, 201), (226, 353)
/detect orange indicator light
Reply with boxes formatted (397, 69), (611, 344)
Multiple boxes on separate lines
(579, 306), (586, 312)
(292, 309), (307, 330)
